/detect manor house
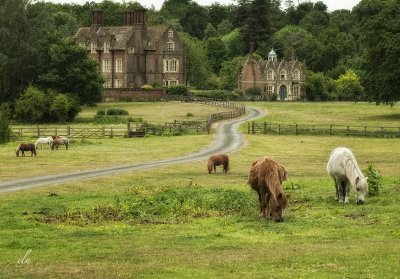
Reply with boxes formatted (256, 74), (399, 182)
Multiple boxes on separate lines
(238, 49), (306, 101)
(74, 9), (186, 89)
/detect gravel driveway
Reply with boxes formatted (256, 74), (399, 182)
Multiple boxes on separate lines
(0, 107), (265, 193)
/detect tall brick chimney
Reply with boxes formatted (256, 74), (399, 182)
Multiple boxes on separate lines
(92, 10), (104, 28)
(124, 9), (147, 26)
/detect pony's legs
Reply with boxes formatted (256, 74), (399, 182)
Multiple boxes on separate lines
(344, 182), (350, 203)
(334, 178), (340, 201)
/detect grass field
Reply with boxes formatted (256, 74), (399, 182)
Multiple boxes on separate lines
(0, 102), (399, 278)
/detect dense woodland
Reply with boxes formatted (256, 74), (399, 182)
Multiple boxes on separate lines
(0, 0), (399, 129)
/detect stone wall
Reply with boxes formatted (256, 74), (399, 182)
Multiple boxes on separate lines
(102, 88), (166, 102)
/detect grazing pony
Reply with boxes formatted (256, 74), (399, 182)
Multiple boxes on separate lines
(16, 143), (37, 157)
(35, 137), (53, 149)
(207, 154), (229, 174)
(327, 147), (368, 205)
(247, 156), (288, 222)
(51, 137), (69, 150)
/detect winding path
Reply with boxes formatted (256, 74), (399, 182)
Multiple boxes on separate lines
(0, 107), (265, 193)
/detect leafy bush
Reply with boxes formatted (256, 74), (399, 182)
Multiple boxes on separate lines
(186, 112), (194, 117)
(245, 87), (261, 96)
(106, 108), (129, 116)
(141, 84), (153, 91)
(166, 85), (187, 95)
(365, 163), (383, 196)
(96, 110), (105, 116)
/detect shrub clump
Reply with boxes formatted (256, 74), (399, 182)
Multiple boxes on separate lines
(106, 108), (129, 116)
(365, 163), (383, 196)
(166, 85), (187, 95)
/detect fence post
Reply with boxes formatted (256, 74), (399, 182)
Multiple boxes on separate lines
(55, 127), (58, 136)
(110, 127), (113, 138)
(37, 125), (40, 137)
(330, 125), (332, 135)
(252, 122), (255, 134)
(264, 122), (267, 134)
(67, 126), (70, 137)
(347, 125), (350, 136)
(295, 124), (298, 135)
(102, 127), (105, 138)
(364, 126), (367, 136)
(278, 125), (281, 135)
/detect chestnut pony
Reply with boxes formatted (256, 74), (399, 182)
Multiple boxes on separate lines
(207, 154), (229, 174)
(51, 135), (69, 150)
(247, 156), (288, 222)
(16, 143), (37, 157)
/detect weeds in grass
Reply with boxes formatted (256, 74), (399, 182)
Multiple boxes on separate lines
(365, 163), (383, 196)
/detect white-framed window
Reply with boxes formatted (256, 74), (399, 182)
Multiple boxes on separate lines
(166, 42), (175, 52)
(91, 42), (97, 54)
(115, 59), (123, 73)
(163, 78), (178, 87)
(163, 58), (179, 73)
(266, 70), (275, 80)
(115, 79), (123, 88)
(266, 85), (274, 96)
(280, 69), (286, 80)
(128, 46), (134, 54)
(168, 30), (174, 38)
(293, 70), (300, 80)
(104, 42), (110, 53)
(293, 85), (299, 97)
(102, 59), (111, 73)
(104, 79), (111, 88)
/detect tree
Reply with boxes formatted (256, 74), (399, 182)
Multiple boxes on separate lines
(37, 38), (104, 105)
(0, 0), (35, 103)
(0, 103), (12, 144)
(205, 37), (228, 74)
(14, 86), (48, 123)
(305, 71), (334, 101)
(233, 0), (273, 54)
(354, 0), (400, 104)
(180, 3), (209, 38)
(220, 56), (246, 90)
(335, 70), (364, 102)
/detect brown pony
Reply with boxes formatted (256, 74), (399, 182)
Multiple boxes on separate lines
(51, 137), (69, 150)
(16, 143), (37, 157)
(207, 154), (229, 174)
(247, 156), (288, 222)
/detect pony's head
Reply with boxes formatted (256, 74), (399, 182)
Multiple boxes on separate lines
(207, 162), (213, 174)
(355, 176), (368, 205)
(15, 144), (21, 157)
(269, 192), (288, 222)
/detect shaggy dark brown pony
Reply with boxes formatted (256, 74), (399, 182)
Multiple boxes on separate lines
(16, 143), (37, 157)
(247, 156), (288, 222)
(51, 137), (69, 150)
(207, 154), (229, 174)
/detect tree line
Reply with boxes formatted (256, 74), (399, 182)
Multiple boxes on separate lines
(0, 0), (399, 138)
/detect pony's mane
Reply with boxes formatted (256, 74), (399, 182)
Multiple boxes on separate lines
(15, 143), (21, 152)
(343, 151), (364, 185)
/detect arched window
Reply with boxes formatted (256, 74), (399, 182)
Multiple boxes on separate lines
(293, 70), (300, 80)
(266, 70), (275, 80)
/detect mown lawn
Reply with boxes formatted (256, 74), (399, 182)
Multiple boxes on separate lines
(0, 102), (399, 278)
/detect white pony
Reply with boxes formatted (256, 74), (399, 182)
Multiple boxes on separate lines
(35, 137), (53, 149)
(327, 147), (368, 205)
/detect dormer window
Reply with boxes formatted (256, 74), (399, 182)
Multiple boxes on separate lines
(168, 30), (174, 38)
(266, 70), (275, 80)
(128, 47), (134, 54)
(293, 70), (300, 80)
(104, 42), (110, 53)
(166, 42), (174, 52)
(91, 42), (97, 54)
(280, 69), (286, 80)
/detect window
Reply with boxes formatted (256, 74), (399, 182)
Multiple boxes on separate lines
(115, 79), (123, 88)
(91, 42), (97, 54)
(115, 59), (123, 73)
(104, 79), (111, 88)
(104, 42), (110, 53)
(102, 59), (111, 73)
(266, 85), (274, 96)
(293, 86), (299, 97)
(163, 59), (179, 73)
(163, 78), (178, 87)
(128, 46), (134, 54)
(280, 70), (286, 80)
(166, 42), (174, 52)
(168, 30), (174, 38)
(266, 70), (275, 80)
(293, 70), (300, 80)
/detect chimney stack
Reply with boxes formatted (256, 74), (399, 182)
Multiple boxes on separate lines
(91, 10), (104, 28)
(124, 9), (147, 26)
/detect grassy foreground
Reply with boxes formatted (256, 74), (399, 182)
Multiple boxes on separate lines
(0, 102), (399, 278)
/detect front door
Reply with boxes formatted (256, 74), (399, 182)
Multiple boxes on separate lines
(279, 85), (287, 101)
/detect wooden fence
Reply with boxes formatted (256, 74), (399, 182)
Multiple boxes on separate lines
(11, 99), (246, 140)
(247, 122), (400, 138)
